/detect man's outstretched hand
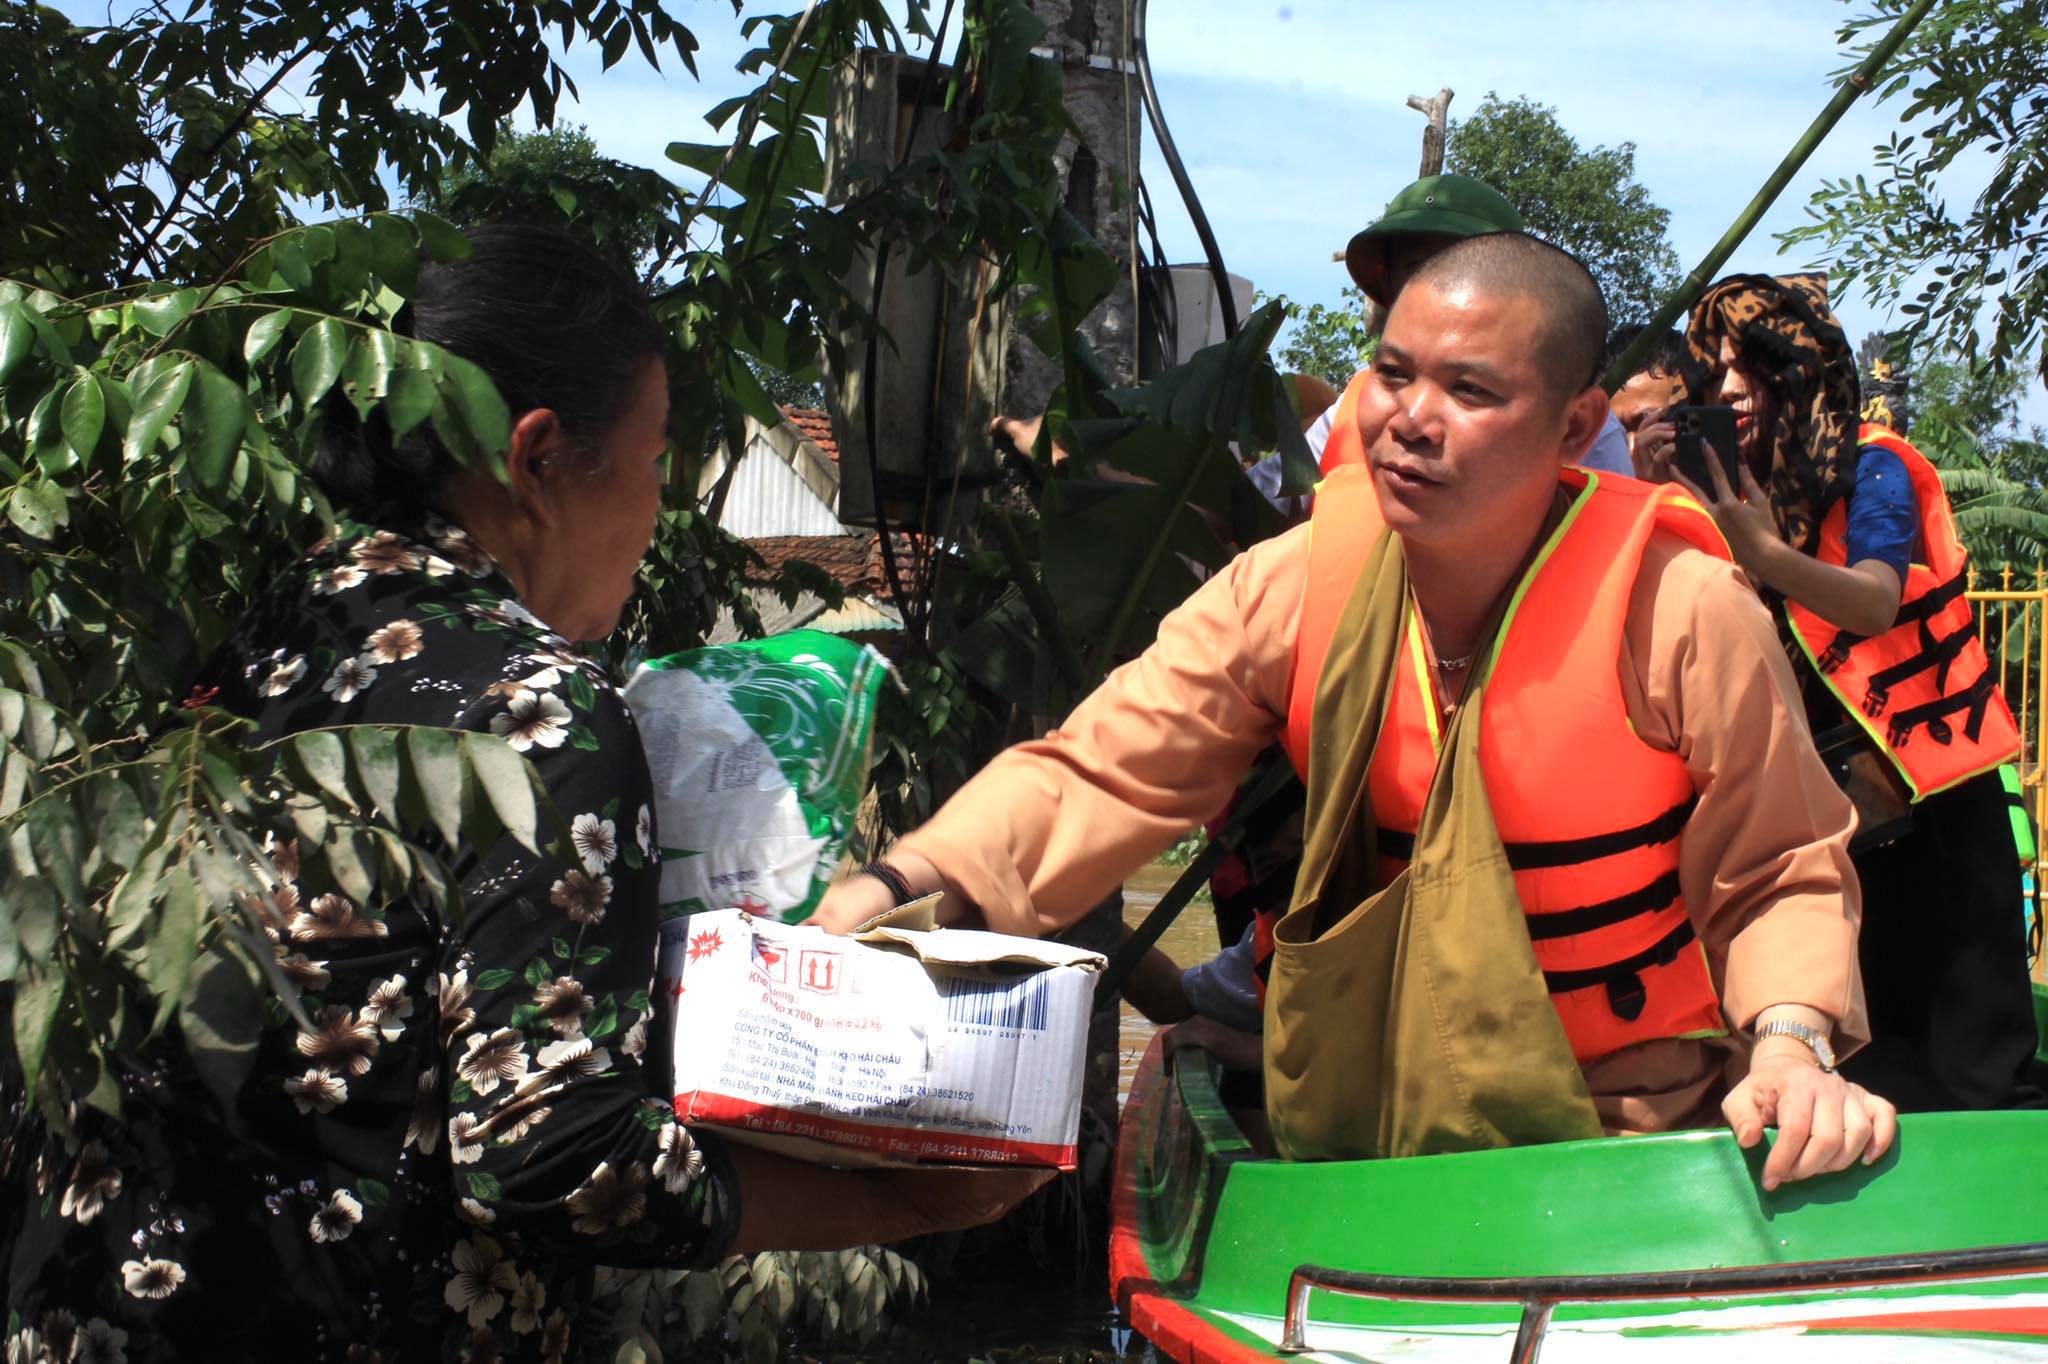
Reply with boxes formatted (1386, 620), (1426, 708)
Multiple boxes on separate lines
(990, 413), (1070, 466)
(1722, 1040), (1898, 1191)
(803, 850), (957, 935)
(805, 873), (897, 935)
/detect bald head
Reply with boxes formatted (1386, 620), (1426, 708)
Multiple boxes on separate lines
(1404, 234), (1609, 402)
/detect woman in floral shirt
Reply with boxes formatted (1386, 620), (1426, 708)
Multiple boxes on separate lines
(1, 227), (1042, 1362)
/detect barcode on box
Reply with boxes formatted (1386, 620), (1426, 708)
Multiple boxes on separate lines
(938, 973), (1049, 1031)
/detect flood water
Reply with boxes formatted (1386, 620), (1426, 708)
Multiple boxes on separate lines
(1115, 862), (1237, 1102)
(894, 862), (1233, 1363)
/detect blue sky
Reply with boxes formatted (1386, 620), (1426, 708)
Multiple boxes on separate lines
(541, 0), (2040, 426)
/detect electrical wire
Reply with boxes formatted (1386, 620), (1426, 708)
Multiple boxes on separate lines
(1131, 0), (1238, 340)
(1135, 178), (1179, 369)
(1120, 0), (1141, 370)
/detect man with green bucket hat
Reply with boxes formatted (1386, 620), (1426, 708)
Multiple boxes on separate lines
(1303, 173), (1634, 479)
(1344, 172), (1525, 308)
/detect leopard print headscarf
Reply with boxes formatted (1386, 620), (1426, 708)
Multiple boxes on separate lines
(1685, 273), (1862, 556)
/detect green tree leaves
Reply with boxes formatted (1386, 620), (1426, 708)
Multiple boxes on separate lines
(0, 715), (560, 1128)
(1446, 93), (1684, 327)
(59, 370), (105, 461)
(1779, 0), (2048, 378)
(133, 288), (198, 338)
(591, 1244), (931, 1363)
(410, 123), (685, 282)
(0, 209), (561, 1138)
(181, 360), (249, 492)
(0, 302), (34, 382)
(411, 210), (472, 263)
(1263, 286), (1379, 387)
(0, 215), (532, 749)
(290, 317), (348, 405)
(0, 3), (702, 291)
(125, 361), (194, 463)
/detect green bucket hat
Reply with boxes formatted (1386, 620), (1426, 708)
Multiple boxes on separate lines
(1345, 174), (1525, 305)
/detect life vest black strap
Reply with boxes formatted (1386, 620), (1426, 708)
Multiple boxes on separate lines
(1374, 795), (1695, 872)
(1885, 671), (1998, 749)
(1523, 869), (1683, 942)
(1893, 567), (1967, 625)
(1541, 917), (1697, 1022)
(1815, 627), (1866, 674)
(1864, 620), (1974, 699)
(1814, 571), (1969, 676)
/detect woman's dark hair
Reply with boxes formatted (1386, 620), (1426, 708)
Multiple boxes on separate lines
(313, 223), (667, 521)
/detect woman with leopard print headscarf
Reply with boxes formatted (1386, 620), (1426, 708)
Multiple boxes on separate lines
(1637, 272), (2042, 1116)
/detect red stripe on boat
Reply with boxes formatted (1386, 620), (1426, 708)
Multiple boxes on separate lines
(1787, 1305), (2048, 1337)
(1110, 1037), (1276, 1364)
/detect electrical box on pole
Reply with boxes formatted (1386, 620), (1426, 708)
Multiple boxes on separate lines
(820, 0), (1140, 532)
(822, 49), (1011, 532)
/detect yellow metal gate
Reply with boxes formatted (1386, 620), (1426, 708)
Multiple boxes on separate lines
(1967, 568), (2048, 985)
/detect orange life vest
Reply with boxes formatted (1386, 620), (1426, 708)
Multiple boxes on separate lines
(1785, 424), (2020, 801)
(1318, 367), (1370, 474)
(1257, 464), (1732, 1065)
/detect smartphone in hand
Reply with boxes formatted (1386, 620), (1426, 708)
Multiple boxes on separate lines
(1670, 405), (1740, 493)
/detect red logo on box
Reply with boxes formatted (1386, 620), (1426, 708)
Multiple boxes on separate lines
(754, 943), (788, 983)
(687, 927), (724, 963)
(799, 949), (842, 995)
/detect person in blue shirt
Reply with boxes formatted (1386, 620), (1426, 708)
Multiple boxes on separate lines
(1633, 272), (2043, 1113)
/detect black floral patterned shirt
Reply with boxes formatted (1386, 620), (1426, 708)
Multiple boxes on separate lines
(2, 520), (738, 1363)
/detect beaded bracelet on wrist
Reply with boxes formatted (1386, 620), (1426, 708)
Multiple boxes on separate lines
(860, 859), (916, 906)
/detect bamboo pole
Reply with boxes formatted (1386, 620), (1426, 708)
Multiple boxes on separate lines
(1600, 0), (1940, 394)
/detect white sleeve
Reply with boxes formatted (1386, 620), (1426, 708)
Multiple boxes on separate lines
(1303, 400), (1337, 464)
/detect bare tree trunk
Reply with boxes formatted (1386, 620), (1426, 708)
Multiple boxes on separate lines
(1409, 86), (1453, 178)
(1359, 86), (1454, 340)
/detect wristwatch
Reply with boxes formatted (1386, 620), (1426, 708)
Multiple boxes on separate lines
(1754, 1019), (1838, 1073)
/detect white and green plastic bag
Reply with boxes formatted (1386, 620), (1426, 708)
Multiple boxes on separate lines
(626, 630), (889, 923)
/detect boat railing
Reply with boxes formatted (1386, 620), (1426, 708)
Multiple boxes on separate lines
(1277, 1239), (2048, 1362)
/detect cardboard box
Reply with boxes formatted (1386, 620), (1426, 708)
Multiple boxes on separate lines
(656, 905), (1104, 1169)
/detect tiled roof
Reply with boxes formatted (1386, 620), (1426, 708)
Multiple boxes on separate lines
(747, 535), (870, 592)
(743, 532), (922, 603)
(780, 406), (838, 463)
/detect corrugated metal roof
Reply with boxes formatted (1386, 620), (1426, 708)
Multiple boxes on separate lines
(716, 443), (848, 539)
(807, 597), (903, 634)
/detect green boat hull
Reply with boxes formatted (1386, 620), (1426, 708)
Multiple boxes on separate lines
(1111, 1035), (2048, 1361)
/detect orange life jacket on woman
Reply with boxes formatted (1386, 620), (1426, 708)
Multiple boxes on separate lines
(1256, 464), (1732, 1065)
(1785, 424), (2021, 801)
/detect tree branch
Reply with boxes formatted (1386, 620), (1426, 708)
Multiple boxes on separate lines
(122, 32), (329, 284)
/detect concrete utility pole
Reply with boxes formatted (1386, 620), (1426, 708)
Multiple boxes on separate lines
(822, 0), (1138, 530)
(1358, 86), (1453, 339)
(1003, 0), (1141, 407)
